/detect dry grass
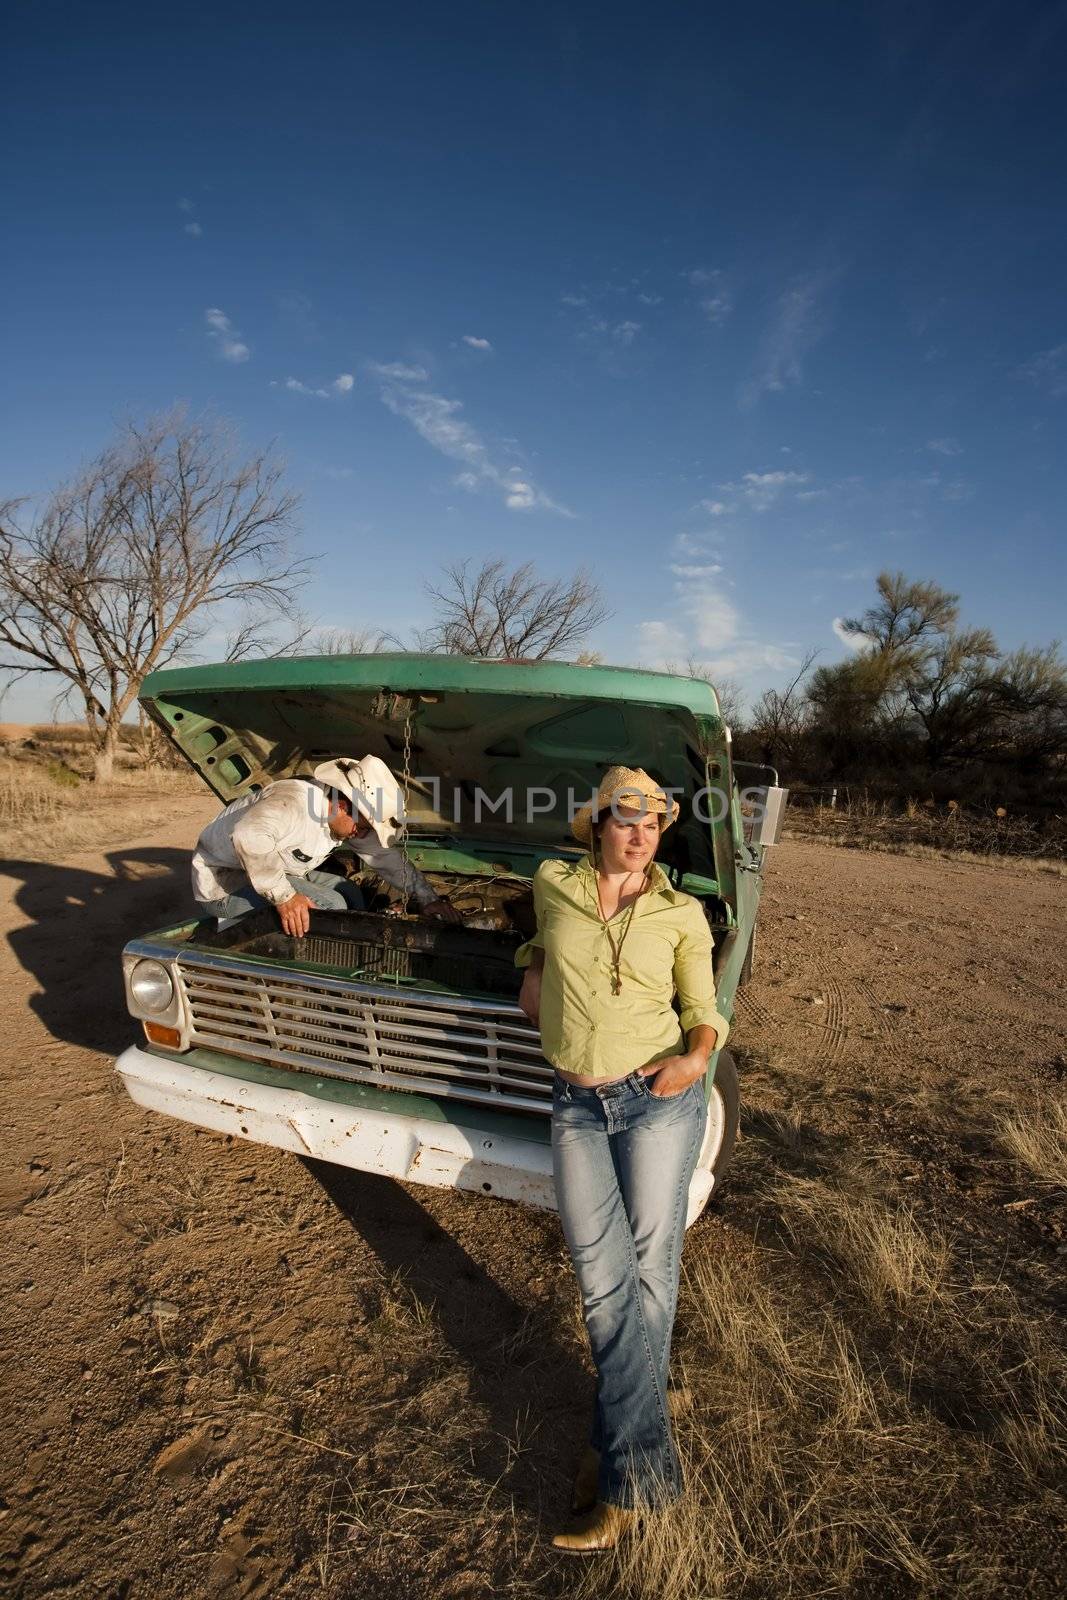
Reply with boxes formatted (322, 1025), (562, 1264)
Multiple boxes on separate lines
(786, 795), (1065, 863)
(72, 1081), (1067, 1598)
(0, 753), (205, 855)
(0, 766), (66, 828)
(577, 1266), (945, 1598)
(258, 1158), (1067, 1600)
(570, 1223), (1066, 1600)
(996, 1095), (1067, 1190)
(771, 1174), (952, 1311)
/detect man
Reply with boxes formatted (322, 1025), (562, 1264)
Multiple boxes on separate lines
(191, 754), (461, 935)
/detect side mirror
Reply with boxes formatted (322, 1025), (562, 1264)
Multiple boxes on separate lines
(740, 785), (789, 847)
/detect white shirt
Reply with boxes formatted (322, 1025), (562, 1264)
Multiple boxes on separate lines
(191, 779), (437, 908)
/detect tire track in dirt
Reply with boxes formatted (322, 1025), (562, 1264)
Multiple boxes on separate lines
(733, 989), (780, 1035)
(856, 980), (906, 1064)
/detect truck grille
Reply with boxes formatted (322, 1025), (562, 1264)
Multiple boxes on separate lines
(176, 952), (553, 1115)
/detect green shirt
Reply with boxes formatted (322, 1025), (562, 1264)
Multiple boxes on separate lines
(515, 854), (730, 1080)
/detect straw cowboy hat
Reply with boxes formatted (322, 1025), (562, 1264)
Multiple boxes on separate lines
(571, 765), (680, 846)
(313, 755), (405, 848)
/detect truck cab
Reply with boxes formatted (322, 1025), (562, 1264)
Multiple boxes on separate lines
(116, 654), (784, 1224)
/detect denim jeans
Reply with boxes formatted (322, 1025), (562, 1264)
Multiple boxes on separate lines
(551, 1069), (707, 1509)
(197, 869), (365, 923)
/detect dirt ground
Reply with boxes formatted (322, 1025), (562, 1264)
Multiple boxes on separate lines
(1, 801), (1064, 1599)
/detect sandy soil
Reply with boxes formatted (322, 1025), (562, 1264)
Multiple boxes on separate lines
(1, 803), (1064, 1598)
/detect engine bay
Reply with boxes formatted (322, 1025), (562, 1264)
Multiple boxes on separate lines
(342, 861), (537, 937)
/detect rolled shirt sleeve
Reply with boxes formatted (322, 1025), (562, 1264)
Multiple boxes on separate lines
(673, 900), (731, 1049)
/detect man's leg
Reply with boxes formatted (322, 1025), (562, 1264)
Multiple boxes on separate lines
(196, 888), (268, 922)
(297, 869), (365, 911)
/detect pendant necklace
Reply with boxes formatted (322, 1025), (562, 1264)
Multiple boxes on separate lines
(596, 867), (648, 996)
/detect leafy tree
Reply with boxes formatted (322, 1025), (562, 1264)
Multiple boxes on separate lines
(988, 643), (1067, 770)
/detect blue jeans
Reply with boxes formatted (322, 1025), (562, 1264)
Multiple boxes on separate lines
(551, 1069), (707, 1509)
(198, 869), (364, 922)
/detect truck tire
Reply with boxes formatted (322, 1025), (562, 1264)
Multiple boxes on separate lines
(685, 1049), (740, 1226)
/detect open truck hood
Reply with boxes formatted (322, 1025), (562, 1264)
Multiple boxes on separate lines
(140, 653), (737, 908)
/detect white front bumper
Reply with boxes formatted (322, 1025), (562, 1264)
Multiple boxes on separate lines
(115, 1044), (557, 1209)
(116, 1046), (717, 1223)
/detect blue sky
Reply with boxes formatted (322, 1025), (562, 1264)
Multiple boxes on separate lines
(3, 0), (1066, 722)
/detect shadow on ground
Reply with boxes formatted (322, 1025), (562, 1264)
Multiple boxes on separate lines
(0, 848), (192, 1053)
(306, 1158), (592, 1522)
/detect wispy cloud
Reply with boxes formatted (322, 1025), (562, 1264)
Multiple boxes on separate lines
(272, 372), (354, 399)
(687, 268), (733, 324)
(941, 479), (973, 502)
(674, 531), (721, 556)
(637, 535), (797, 684)
(709, 469), (811, 513)
(739, 269), (836, 409)
(925, 437), (963, 455)
(918, 468), (974, 503)
(638, 618), (688, 660)
(179, 198), (203, 237)
(1017, 342), (1067, 397)
(669, 562), (723, 579)
(462, 335), (492, 351)
(832, 617), (874, 653)
(205, 307), (250, 363)
(367, 361), (429, 382)
(375, 366), (573, 516)
(560, 278), (656, 365)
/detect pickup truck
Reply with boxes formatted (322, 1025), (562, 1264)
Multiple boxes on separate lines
(116, 653), (785, 1224)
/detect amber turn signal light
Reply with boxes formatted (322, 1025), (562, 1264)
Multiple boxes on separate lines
(143, 1022), (183, 1049)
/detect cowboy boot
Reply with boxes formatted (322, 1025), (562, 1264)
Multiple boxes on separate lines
(551, 1501), (638, 1554)
(571, 1445), (600, 1514)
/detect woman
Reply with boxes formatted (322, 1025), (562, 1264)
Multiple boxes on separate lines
(515, 766), (730, 1554)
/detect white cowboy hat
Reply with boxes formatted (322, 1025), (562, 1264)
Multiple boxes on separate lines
(313, 755), (405, 847)
(571, 765), (680, 847)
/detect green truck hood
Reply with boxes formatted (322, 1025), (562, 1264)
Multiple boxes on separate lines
(140, 652), (736, 901)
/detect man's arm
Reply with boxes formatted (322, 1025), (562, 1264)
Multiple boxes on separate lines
(351, 834), (459, 919)
(231, 789), (314, 934)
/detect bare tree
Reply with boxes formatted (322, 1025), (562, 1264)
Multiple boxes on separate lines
(422, 558), (609, 660)
(662, 658), (746, 730)
(313, 625), (400, 655)
(0, 412), (307, 780)
(750, 649), (818, 768)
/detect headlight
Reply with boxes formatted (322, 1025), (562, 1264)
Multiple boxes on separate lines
(130, 959), (174, 1013)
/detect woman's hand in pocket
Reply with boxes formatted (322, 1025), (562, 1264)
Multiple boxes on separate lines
(640, 1051), (706, 1098)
